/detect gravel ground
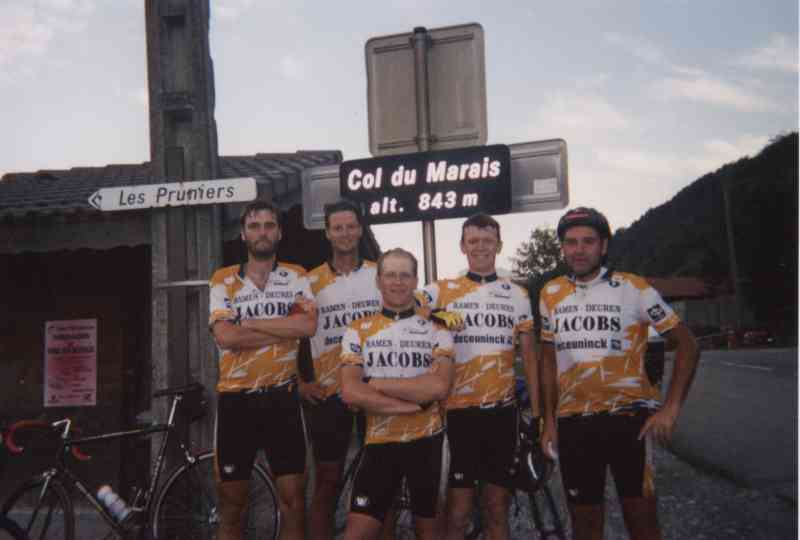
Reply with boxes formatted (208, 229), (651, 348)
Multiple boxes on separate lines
(513, 443), (797, 540)
(334, 440), (796, 539)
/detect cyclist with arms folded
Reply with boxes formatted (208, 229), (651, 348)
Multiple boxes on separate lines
(340, 248), (455, 540)
(421, 213), (536, 540)
(539, 207), (699, 540)
(301, 200), (381, 538)
(209, 200), (317, 540)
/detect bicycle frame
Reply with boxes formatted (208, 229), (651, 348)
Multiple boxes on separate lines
(26, 388), (200, 536)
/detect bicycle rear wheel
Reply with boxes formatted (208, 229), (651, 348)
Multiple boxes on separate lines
(151, 451), (280, 540)
(526, 484), (567, 540)
(332, 448), (362, 536)
(1, 474), (74, 540)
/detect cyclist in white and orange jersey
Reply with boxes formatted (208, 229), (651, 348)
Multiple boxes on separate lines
(209, 200), (317, 540)
(302, 200), (381, 538)
(420, 214), (536, 540)
(340, 249), (455, 540)
(539, 207), (699, 540)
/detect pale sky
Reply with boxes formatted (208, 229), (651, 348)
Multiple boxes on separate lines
(1, 0), (797, 278)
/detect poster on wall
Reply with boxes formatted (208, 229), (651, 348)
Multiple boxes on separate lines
(44, 319), (98, 407)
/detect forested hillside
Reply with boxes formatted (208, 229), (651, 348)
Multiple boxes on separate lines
(608, 132), (798, 338)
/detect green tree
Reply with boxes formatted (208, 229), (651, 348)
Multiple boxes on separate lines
(512, 226), (568, 333)
(511, 226), (565, 280)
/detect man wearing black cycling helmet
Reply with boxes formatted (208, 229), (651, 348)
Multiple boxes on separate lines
(539, 207), (699, 540)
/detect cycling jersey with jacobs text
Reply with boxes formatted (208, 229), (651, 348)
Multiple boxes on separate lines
(340, 309), (455, 445)
(209, 262), (313, 393)
(308, 260), (381, 398)
(421, 274), (533, 410)
(539, 268), (680, 417)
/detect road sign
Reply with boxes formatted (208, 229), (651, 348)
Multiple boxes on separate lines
(509, 139), (569, 213)
(301, 140), (568, 229)
(340, 145), (510, 225)
(365, 23), (487, 156)
(301, 164), (341, 229)
(87, 177), (257, 211)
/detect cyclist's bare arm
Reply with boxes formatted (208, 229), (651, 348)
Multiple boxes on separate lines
(519, 330), (540, 417)
(212, 320), (286, 349)
(340, 365), (422, 415)
(640, 322), (699, 443)
(241, 309), (318, 339)
(368, 356), (454, 404)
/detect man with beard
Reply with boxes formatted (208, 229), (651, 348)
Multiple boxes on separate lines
(209, 200), (317, 540)
(539, 207), (699, 540)
(301, 200), (381, 538)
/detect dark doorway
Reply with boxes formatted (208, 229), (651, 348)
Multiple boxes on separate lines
(0, 246), (150, 503)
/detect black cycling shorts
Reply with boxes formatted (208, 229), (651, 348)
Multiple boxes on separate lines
(446, 405), (519, 490)
(215, 384), (306, 481)
(349, 432), (445, 521)
(306, 395), (359, 463)
(558, 410), (655, 505)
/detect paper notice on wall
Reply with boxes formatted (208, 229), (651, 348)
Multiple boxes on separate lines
(44, 319), (97, 407)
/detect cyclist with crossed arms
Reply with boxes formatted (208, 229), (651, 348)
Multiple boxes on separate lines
(300, 200), (382, 538)
(420, 213), (537, 540)
(340, 248), (455, 540)
(209, 200), (317, 540)
(539, 207), (699, 540)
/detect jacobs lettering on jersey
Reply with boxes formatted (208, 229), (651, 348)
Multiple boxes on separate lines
(365, 350), (434, 368)
(553, 313), (622, 334)
(462, 311), (516, 329)
(236, 302), (290, 319)
(321, 308), (379, 331)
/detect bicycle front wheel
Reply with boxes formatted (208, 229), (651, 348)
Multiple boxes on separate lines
(151, 451), (280, 540)
(1, 474), (74, 540)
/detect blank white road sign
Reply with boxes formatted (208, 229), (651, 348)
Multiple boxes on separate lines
(366, 23), (487, 156)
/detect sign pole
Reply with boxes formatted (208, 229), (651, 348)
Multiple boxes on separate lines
(413, 27), (438, 283)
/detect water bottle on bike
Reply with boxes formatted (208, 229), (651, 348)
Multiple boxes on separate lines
(97, 485), (132, 522)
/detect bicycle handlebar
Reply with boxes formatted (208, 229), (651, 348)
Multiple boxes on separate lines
(6, 419), (91, 461)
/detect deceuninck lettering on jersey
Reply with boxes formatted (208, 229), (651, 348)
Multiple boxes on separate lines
(421, 276), (533, 409)
(539, 269), (680, 417)
(209, 262), (313, 393)
(308, 261), (382, 397)
(340, 313), (454, 445)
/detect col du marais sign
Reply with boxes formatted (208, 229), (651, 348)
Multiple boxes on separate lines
(340, 145), (510, 225)
(88, 177), (257, 211)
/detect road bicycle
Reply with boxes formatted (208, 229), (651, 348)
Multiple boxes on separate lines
(332, 378), (567, 539)
(0, 383), (280, 540)
(1, 420), (28, 540)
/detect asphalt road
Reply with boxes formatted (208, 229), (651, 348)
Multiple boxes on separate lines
(665, 347), (797, 499)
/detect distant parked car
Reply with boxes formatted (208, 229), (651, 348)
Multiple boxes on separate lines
(741, 328), (775, 347)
